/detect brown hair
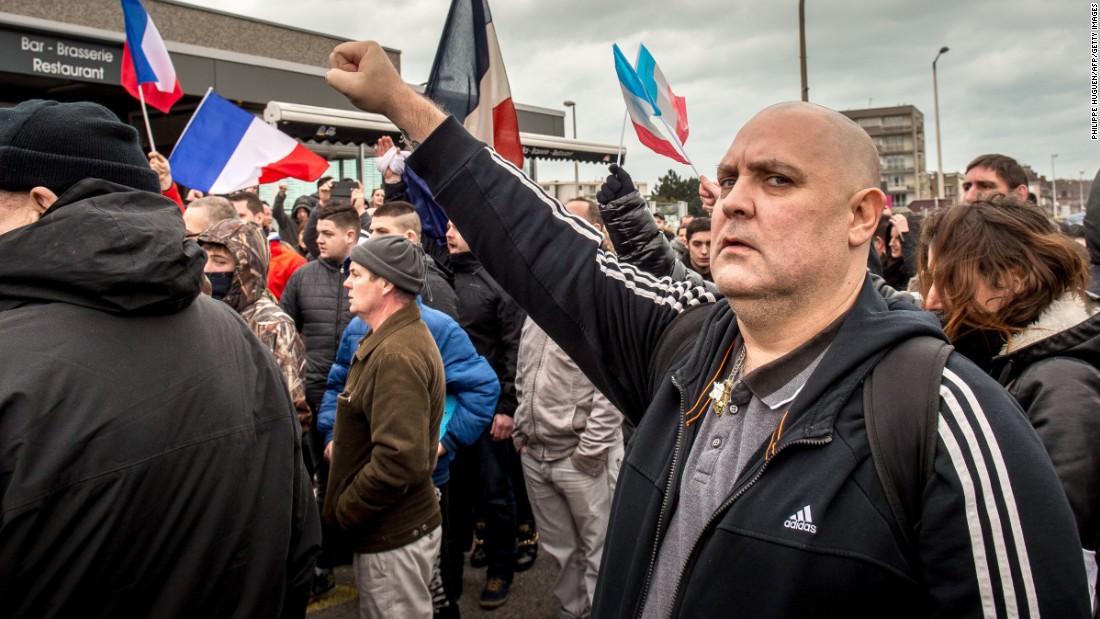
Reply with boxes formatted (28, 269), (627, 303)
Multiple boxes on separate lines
(372, 201), (422, 237)
(564, 197), (601, 227)
(918, 195), (1088, 340)
(316, 203), (360, 231)
(686, 217), (711, 242)
(228, 191), (264, 216)
(965, 154), (1028, 192)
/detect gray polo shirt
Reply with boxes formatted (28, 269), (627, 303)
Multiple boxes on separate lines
(640, 319), (842, 619)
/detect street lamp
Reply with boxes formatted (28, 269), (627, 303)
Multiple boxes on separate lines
(932, 46), (949, 201)
(1051, 153), (1059, 217)
(1081, 170), (1086, 213)
(563, 100), (579, 192)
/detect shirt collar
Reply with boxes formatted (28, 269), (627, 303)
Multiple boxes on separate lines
(729, 313), (846, 410)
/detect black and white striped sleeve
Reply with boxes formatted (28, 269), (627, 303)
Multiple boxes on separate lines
(920, 354), (1092, 618)
(408, 117), (717, 418)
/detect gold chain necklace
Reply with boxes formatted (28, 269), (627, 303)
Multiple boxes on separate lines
(709, 345), (746, 416)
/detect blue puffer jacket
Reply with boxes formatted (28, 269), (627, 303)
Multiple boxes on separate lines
(318, 298), (499, 486)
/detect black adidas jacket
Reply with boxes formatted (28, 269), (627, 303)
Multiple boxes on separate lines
(407, 117), (1092, 618)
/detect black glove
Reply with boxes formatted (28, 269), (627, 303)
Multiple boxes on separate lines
(596, 164), (636, 205)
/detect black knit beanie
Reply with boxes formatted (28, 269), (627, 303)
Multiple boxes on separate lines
(0, 99), (160, 195)
(350, 236), (427, 296)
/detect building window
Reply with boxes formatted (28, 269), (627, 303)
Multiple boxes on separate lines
(883, 155), (911, 171)
(858, 117), (881, 128)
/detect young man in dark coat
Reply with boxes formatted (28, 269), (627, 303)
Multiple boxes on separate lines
(0, 100), (319, 618)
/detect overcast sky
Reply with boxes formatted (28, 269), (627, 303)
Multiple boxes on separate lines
(178, 0), (1092, 192)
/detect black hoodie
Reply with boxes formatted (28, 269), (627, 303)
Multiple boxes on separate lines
(0, 180), (319, 618)
(1084, 167), (1100, 299)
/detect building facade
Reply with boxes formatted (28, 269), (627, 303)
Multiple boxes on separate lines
(539, 179), (648, 204)
(841, 105), (929, 208)
(0, 0), (618, 191)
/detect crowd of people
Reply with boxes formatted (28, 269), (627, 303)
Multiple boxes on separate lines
(0, 38), (1097, 619)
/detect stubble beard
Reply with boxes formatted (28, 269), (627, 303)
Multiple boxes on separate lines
(715, 256), (836, 334)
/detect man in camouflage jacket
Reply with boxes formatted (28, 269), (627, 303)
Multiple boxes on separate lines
(199, 218), (311, 432)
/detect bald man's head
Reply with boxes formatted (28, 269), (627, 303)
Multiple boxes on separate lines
(710, 101), (886, 311)
(183, 196), (238, 240)
(754, 102), (880, 193)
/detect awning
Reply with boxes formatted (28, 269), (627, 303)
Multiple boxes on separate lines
(519, 134), (622, 164)
(264, 101), (625, 164)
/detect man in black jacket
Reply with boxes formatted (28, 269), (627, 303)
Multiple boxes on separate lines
(280, 201), (359, 595)
(445, 221), (530, 609)
(326, 42), (1092, 618)
(1084, 166), (1100, 300)
(0, 100), (319, 618)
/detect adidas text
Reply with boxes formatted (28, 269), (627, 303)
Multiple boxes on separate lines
(783, 519), (817, 534)
(783, 505), (817, 534)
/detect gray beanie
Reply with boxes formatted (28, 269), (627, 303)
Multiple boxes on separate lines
(0, 99), (161, 196)
(350, 235), (427, 295)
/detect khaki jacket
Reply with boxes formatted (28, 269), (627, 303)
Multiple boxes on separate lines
(323, 301), (445, 553)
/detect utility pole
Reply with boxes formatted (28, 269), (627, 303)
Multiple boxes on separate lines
(799, 0), (809, 101)
(1051, 153), (1059, 217)
(932, 47), (949, 201)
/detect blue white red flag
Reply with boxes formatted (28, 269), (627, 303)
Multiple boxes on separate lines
(636, 44), (689, 146)
(120, 0), (182, 113)
(403, 167), (451, 245)
(168, 90), (329, 193)
(425, 0), (524, 168)
(613, 43), (688, 165)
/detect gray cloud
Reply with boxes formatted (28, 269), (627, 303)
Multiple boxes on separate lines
(181, 0), (1094, 189)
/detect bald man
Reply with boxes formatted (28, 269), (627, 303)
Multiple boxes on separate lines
(324, 41), (1092, 618)
(182, 195), (238, 241)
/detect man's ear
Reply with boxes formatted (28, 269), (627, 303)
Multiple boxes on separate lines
(849, 187), (886, 248)
(405, 230), (418, 243)
(1011, 184), (1030, 202)
(29, 186), (58, 214)
(344, 227), (359, 244)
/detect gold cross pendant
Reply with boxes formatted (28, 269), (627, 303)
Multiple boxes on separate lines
(710, 379), (732, 416)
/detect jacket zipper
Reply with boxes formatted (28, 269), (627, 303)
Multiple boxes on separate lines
(634, 374), (689, 618)
(335, 261), (347, 352)
(666, 434), (832, 616)
(528, 328), (549, 451)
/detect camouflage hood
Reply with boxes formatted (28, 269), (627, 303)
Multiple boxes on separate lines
(198, 219), (270, 312)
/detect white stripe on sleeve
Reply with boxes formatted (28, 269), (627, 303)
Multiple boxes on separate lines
(941, 367), (1039, 618)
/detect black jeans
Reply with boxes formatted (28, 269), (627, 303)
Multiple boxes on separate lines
(450, 430), (517, 581)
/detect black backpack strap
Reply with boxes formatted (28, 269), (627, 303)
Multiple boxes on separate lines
(863, 336), (953, 553)
(647, 302), (714, 400)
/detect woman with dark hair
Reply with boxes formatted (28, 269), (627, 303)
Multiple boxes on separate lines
(879, 212), (917, 290)
(919, 195), (1100, 612)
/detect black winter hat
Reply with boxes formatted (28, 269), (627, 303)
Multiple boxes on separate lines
(350, 236), (427, 296)
(0, 99), (160, 196)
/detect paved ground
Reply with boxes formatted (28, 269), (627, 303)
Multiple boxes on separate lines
(307, 549), (561, 619)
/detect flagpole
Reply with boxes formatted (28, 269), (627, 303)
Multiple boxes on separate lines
(654, 113), (700, 177)
(136, 86), (156, 152)
(615, 110), (628, 167)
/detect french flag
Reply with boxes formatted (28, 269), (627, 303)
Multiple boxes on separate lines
(425, 0), (523, 168)
(636, 44), (689, 146)
(168, 90), (329, 194)
(613, 43), (688, 165)
(120, 0), (183, 114)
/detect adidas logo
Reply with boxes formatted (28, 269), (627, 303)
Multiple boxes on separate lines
(783, 505), (817, 534)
